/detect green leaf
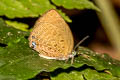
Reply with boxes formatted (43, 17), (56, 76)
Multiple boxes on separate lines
(51, 69), (84, 80)
(5, 20), (29, 31)
(76, 47), (120, 77)
(0, 18), (120, 80)
(51, 0), (100, 11)
(0, 0), (37, 18)
(83, 69), (120, 80)
(0, 0), (53, 18)
(0, 0), (72, 22)
(0, 0), (99, 23)
(51, 68), (120, 80)
(0, 19), (29, 44)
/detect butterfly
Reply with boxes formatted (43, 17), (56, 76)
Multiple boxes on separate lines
(28, 9), (89, 63)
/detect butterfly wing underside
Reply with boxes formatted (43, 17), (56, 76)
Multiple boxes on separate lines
(29, 10), (74, 60)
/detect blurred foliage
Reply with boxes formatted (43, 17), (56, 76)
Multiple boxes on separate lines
(5, 20), (29, 31)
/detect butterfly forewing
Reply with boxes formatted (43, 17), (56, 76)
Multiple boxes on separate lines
(29, 9), (74, 60)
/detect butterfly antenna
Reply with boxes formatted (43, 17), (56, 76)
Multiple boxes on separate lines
(73, 36), (89, 51)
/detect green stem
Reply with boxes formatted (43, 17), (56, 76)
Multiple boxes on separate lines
(95, 0), (120, 53)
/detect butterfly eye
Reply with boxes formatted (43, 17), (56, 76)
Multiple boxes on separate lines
(32, 41), (36, 49)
